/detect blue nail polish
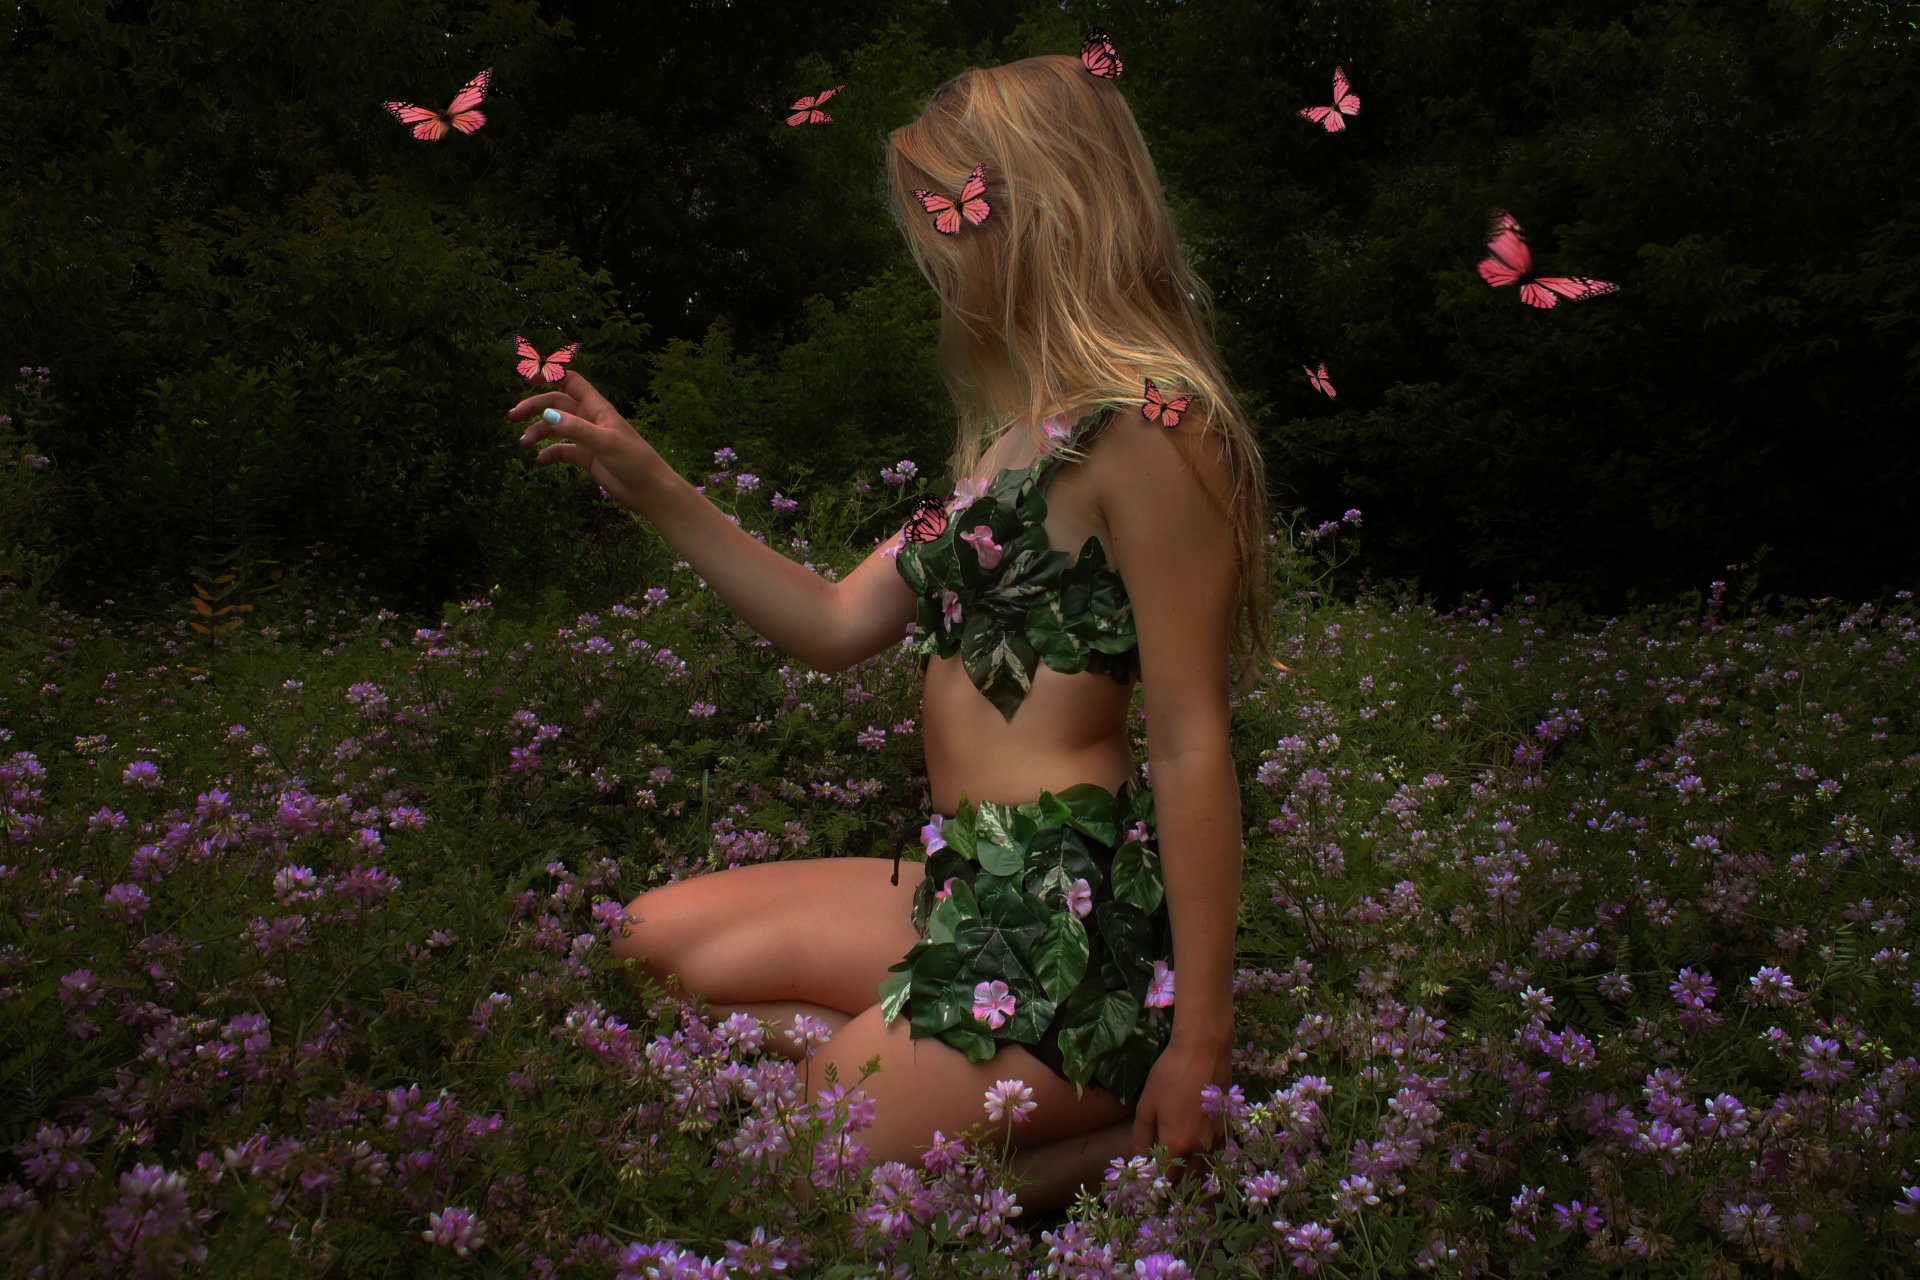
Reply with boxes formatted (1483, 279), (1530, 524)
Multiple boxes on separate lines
(542, 408), (561, 424)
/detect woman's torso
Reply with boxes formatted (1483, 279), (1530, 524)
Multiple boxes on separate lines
(918, 416), (1139, 815)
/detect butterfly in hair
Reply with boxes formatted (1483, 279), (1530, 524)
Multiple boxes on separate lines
(1476, 210), (1620, 309)
(1081, 30), (1123, 79)
(785, 83), (844, 126)
(912, 164), (991, 235)
(383, 68), (493, 141)
(1297, 66), (1361, 133)
(901, 495), (950, 545)
(1141, 378), (1196, 428)
(1304, 362), (1338, 397)
(515, 336), (580, 383)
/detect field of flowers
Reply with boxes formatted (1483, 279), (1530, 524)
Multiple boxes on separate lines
(3, 448), (1919, 1277)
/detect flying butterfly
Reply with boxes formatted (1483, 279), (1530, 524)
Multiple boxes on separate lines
(1081, 29), (1124, 80)
(383, 67), (494, 142)
(912, 164), (991, 236)
(901, 495), (950, 545)
(1297, 66), (1361, 133)
(785, 83), (845, 126)
(1304, 363), (1338, 398)
(1141, 377), (1196, 428)
(514, 336), (580, 384)
(1477, 210), (1620, 309)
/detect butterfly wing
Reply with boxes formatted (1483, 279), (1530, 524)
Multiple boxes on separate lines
(1081, 30), (1124, 79)
(913, 187), (960, 235)
(1306, 363), (1338, 397)
(1477, 210), (1534, 288)
(384, 100), (450, 141)
(1141, 378), (1194, 427)
(514, 335), (544, 381)
(538, 343), (580, 382)
(1296, 104), (1340, 131)
(1331, 67), (1361, 117)
(444, 67), (492, 134)
(957, 164), (991, 227)
(1161, 394), (1196, 427)
(1527, 276), (1620, 309)
(902, 495), (950, 545)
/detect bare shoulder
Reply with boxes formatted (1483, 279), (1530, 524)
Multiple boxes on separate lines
(1088, 399), (1236, 524)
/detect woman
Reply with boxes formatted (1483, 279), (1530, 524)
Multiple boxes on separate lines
(509, 48), (1270, 1210)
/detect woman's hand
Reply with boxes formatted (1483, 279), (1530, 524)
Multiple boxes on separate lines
(508, 371), (664, 514)
(1129, 1033), (1232, 1172)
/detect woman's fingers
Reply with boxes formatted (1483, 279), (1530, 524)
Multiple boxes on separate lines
(556, 369), (616, 418)
(531, 440), (594, 470)
(507, 388), (577, 421)
(519, 406), (600, 451)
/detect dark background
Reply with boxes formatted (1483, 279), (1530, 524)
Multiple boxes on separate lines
(3, 0), (1915, 621)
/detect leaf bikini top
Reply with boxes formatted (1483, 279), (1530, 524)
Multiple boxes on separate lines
(892, 407), (1140, 722)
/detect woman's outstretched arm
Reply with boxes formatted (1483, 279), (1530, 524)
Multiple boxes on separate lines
(510, 372), (918, 672)
(1096, 403), (1245, 1166)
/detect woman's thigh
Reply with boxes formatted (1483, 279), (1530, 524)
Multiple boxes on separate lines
(817, 1004), (1134, 1161)
(610, 857), (922, 1016)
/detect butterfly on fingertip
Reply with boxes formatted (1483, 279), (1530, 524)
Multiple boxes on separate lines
(1081, 30), (1124, 79)
(901, 495), (950, 545)
(785, 83), (844, 126)
(1477, 210), (1620, 309)
(383, 67), (493, 141)
(514, 336), (580, 384)
(1297, 66), (1361, 133)
(1141, 378), (1196, 428)
(912, 164), (991, 235)
(1305, 363), (1338, 398)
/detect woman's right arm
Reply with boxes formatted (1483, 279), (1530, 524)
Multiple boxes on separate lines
(510, 372), (918, 673)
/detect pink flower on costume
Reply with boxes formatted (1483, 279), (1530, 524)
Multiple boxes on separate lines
(939, 589), (963, 632)
(973, 979), (1017, 1030)
(960, 525), (1003, 570)
(1042, 415), (1072, 441)
(1065, 877), (1093, 918)
(922, 815), (947, 855)
(1145, 960), (1176, 1009)
(934, 876), (958, 901)
(1128, 820), (1153, 847)
(950, 477), (989, 514)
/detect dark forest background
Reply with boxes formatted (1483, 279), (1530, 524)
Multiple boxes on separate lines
(2, 0), (1915, 623)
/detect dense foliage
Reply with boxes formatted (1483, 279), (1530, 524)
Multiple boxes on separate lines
(2, 0), (1916, 620)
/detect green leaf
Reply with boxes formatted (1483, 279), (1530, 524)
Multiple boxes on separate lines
(878, 966), (911, 1024)
(1110, 842), (1164, 914)
(939, 1024), (998, 1063)
(976, 836), (1023, 877)
(1054, 783), (1118, 845)
(1058, 989), (1140, 1070)
(1033, 912), (1092, 1004)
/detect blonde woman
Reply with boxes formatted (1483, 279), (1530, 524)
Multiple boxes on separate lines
(509, 45), (1270, 1210)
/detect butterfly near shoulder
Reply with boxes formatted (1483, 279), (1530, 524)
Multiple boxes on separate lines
(1477, 210), (1620, 309)
(912, 164), (991, 236)
(383, 68), (493, 141)
(901, 495), (950, 545)
(1141, 377), (1196, 428)
(515, 336), (579, 384)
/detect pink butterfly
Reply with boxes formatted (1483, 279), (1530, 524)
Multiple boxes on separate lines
(1081, 30), (1124, 80)
(1141, 378), (1195, 428)
(912, 164), (991, 235)
(785, 83), (844, 126)
(514, 336), (580, 383)
(1304, 363), (1338, 397)
(1297, 67), (1361, 133)
(1477, 210), (1620, 309)
(383, 68), (493, 142)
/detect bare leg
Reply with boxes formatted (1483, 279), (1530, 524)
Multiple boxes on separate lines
(708, 1000), (851, 1064)
(1007, 1119), (1134, 1212)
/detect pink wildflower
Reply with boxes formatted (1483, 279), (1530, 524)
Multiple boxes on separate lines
(984, 1078), (1035, 1125)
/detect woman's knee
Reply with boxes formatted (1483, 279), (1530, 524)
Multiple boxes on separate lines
(607, 883), (686, 982)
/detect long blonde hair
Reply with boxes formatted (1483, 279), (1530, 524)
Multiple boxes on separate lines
(886, 54), (1273, 686)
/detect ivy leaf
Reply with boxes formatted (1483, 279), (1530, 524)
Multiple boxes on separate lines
(939, 1023), (999, 1062)
(1033, 912), (1091, 1004)
(1110, 841), (1164, 914)
(878, 965), (912, 1024)
(1054, 783), (1118, 845)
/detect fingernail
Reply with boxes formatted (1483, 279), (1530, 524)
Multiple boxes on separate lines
(542, 408), (561, 424)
